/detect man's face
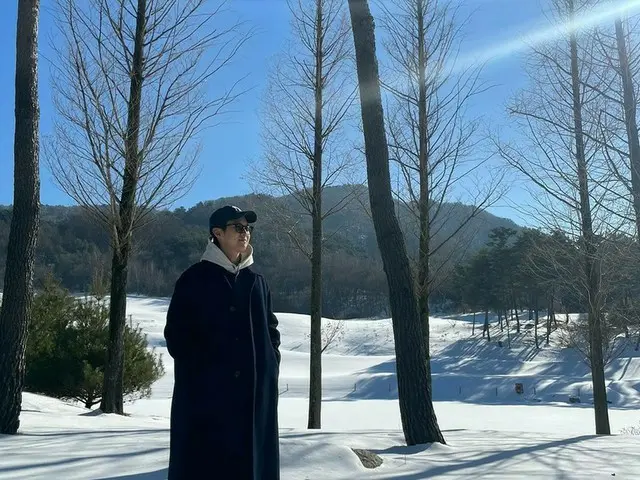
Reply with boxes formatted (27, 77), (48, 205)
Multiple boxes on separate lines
(215, 217), (252, 256)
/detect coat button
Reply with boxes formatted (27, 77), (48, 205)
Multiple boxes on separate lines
(234, 371), (240, 378)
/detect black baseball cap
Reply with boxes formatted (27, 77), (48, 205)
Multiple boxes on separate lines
(209, 205), (257, 233)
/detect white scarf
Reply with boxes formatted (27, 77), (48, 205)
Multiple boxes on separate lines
(201, 242), (254, 274)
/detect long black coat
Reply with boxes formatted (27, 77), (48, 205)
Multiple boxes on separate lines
(163, 260), (281, 480)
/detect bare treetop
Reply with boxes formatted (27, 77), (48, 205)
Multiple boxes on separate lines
(379, 0), (503, 290)
(47, 0), (250, 229)
(496, 1), (627, 238)
(256, 0), (358, 218)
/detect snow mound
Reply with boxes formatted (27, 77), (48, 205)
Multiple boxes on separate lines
(280, 439), (367, 478)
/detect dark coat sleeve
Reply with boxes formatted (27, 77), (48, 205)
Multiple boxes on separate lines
(265, 283), (281, 366)
(164, 273), (196, 361)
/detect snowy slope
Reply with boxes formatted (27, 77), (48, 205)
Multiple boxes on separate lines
(2, 297), (640, 479)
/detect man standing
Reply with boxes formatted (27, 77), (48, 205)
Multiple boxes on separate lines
(164, 205), (281, 480)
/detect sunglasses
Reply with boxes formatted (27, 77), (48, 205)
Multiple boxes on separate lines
(225, 223), (254, 234)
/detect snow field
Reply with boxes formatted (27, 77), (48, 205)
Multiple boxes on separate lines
(1, 297), (640, 478)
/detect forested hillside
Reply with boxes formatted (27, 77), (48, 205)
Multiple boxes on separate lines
(0, 185), (518, 318)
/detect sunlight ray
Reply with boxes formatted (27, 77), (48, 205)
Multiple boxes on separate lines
(455, 0), (640, 71)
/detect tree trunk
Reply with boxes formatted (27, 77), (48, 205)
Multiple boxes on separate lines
(483, 308), (490, 341)
(513, 298), (520, 333)
(308, 0), (324, 430)
(548, 293), (557, 329)
(100, 0), (146, 415)
(615, 18), (640, 239)
(482, 310), (486, 337)
(534, 298), (539, 349)
(348, 0), (445, 446)
(546, 296), (552, 345)
(0, 0), (40, 435)
(101, 243), (130, 413)
(568, 1), (610, 434)
(472, 311), (476, 335)
(415, 0), (432, 401)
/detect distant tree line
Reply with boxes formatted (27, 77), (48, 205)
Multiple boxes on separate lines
(0, 187), (518, 319)
(446, 226), (640, 351)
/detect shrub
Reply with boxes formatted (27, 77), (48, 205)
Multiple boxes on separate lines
(25, 277), (164, 408)
(621, 422), (640, 435)
(557, 313), (627, 367)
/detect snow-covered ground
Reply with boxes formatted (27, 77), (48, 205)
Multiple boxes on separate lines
(2, 297), (640, 478)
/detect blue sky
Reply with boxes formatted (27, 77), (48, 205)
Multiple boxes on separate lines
(0, 0), (553, 224)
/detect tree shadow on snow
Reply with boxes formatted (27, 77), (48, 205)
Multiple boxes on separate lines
(373, 434), (609, 479)
(14, 428), (169, 438)
(336, 370), (640, 408)
(279, 428), (466, 441)
(433, 335), (578, 371)
(98, 469), (168, 480)
(330, 340), (640, 408)
(0, 448), (167, 475)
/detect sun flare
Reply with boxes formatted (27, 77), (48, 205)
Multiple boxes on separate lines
(456, 0), (640, 70)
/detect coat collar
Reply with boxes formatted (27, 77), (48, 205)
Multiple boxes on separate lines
(201, 241), (254, 274)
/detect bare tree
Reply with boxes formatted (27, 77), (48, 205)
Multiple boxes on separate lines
(496, 0), (611, 434)
(321, 320), (345, 352)
(378, 0), (502, 394)
(46, 0), (249, 414)
(612, 17), (640, 236)
(254, 0), (357, 429)
(0, 0), (41, 435)
(565, 13), (640, 237)
(305, 318), (346, 353)
(570, 11), (640, 357)
(348, 0), (445, 445)
(554, 235), (635, 363)
(559, 312), (627, 368)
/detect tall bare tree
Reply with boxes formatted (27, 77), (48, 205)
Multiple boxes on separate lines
(550, 11), (640, 238)
(496, 0), (611, 434)
(578, 14), (640, 237)
(348, 0), (445, 445)
(613, 17), (640, 237)
(379, 0), (501, 393)
(47, 0), (248, 414)
(255, 0), (356, 429)
(0, 0), (41, 435)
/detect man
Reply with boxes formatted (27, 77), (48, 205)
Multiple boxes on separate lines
(164, 205), (281, 480)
